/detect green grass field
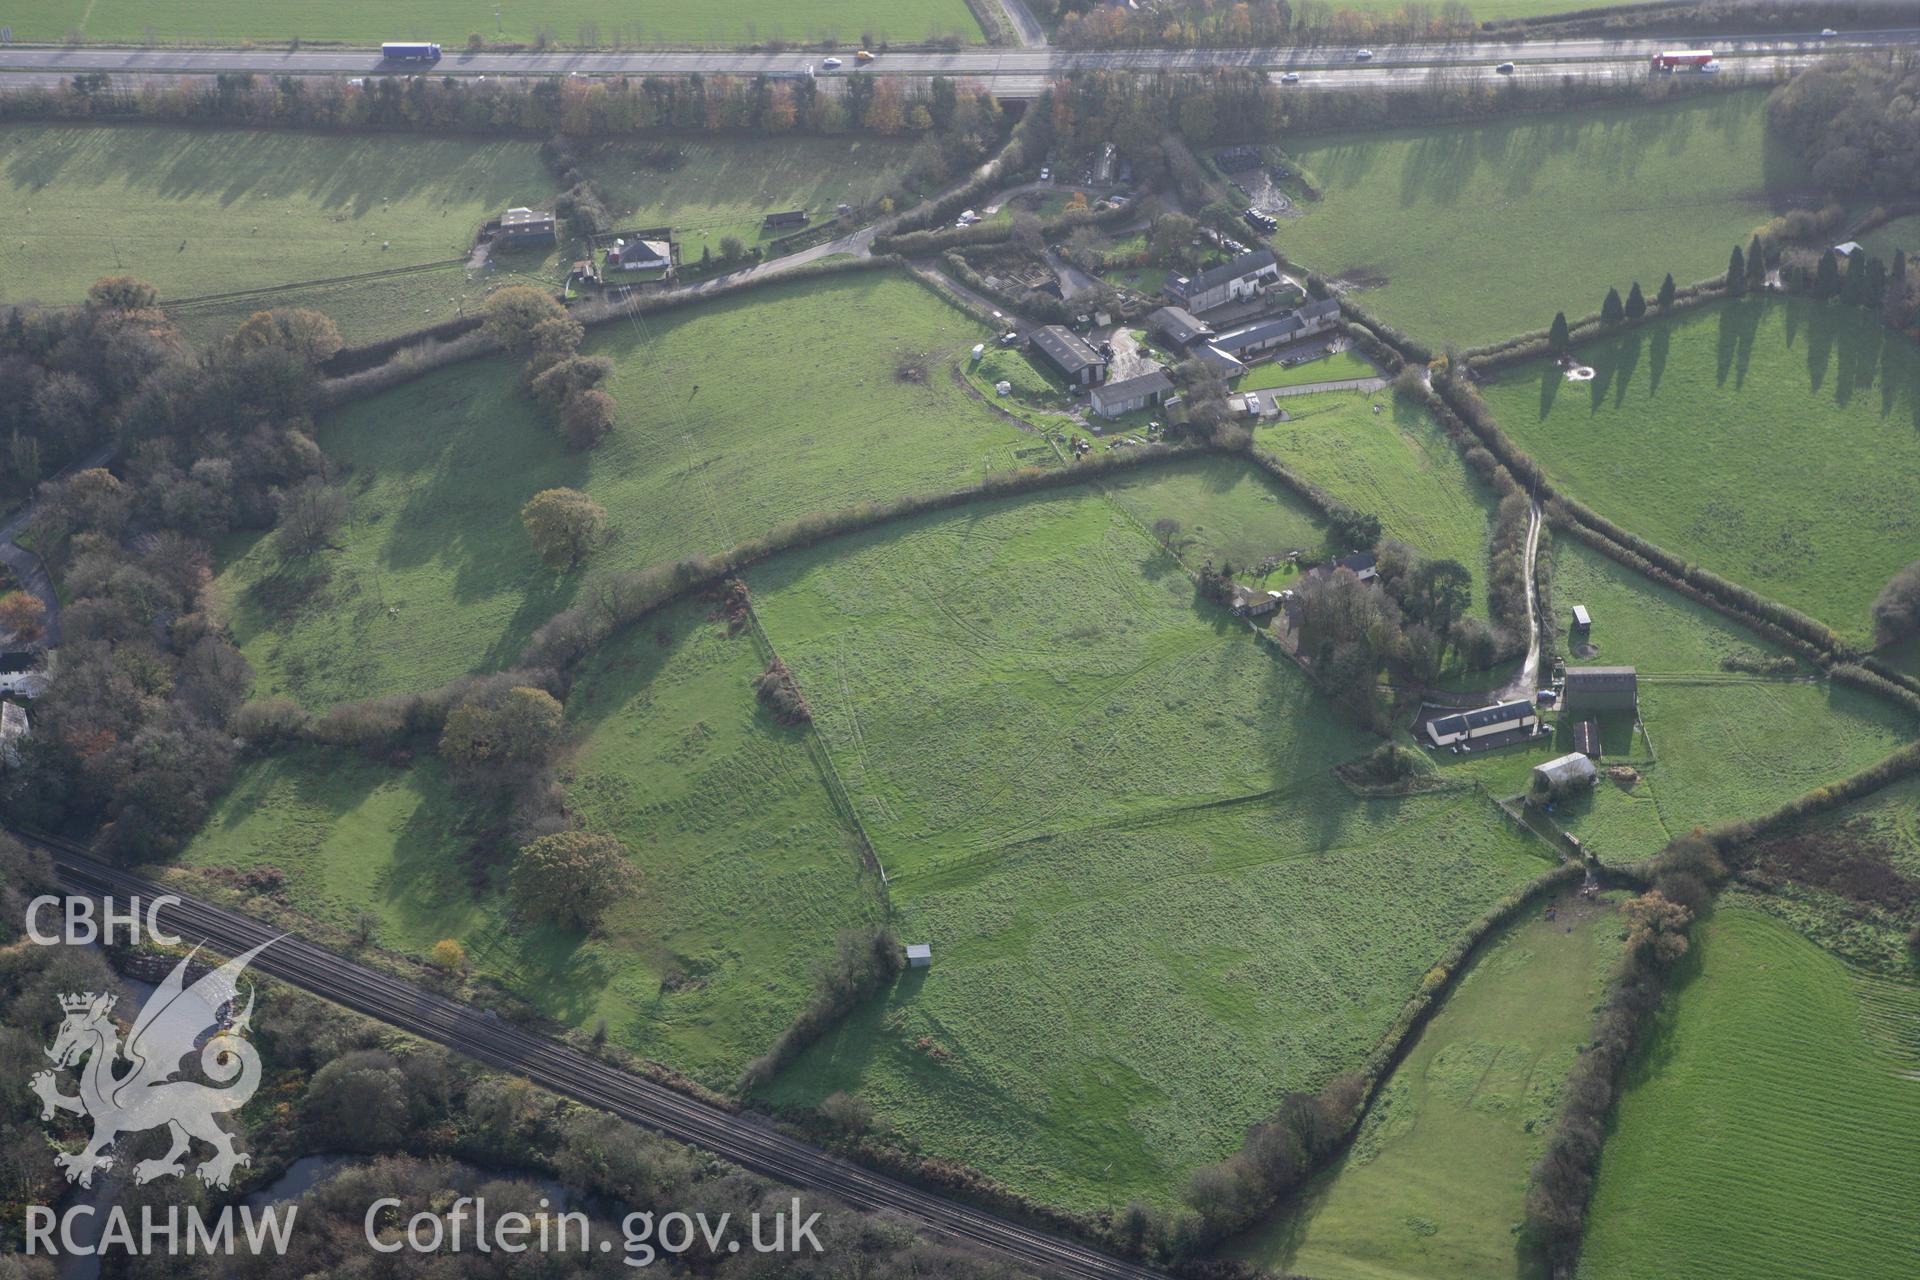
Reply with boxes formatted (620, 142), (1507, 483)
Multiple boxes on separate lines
(1860, 214), (1920, 262)
(1481, 298), (1920, 646)
(746, 481), (1557, 1208)
(1436, 537), (1916, 862)
(1238, 890), (1625, 1280)
(4, 1), (983, 47)
(1272, 92), (1807, 345)
(1236, 347), (1379, 391)
(1099, 453), (1329, 573)
(578, 135), (924, 254)
(0, 123), (557, 343)
(1577, 908), (1920, 1280)
(177, 596), (881, 1087)
(1254, 391), (1499, 615)
(214, 273), (1047, 708)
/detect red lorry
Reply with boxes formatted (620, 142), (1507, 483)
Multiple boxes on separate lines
(1651, 49), (1717, 71)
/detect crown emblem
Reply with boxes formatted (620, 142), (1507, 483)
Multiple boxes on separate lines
(60, 992), (112, 1014)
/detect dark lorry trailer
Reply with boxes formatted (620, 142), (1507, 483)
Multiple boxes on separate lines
(382, 43), (443, 62)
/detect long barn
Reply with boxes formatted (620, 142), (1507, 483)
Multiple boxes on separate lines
(1425, 699), (1539, 748)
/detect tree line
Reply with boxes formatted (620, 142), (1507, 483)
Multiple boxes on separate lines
(5, 67), (1005, 145)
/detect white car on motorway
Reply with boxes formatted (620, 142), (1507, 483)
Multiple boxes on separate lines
(1355, 49), (1374, 61)
(1280, 72), (1300, 84)
(821, 56), (843, 69)
(1820, 28), (1838, 37)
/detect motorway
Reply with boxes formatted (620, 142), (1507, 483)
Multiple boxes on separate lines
(0, 52), (1857, 102)
(30, 835), (1165, 1280)
(0, 28), (1912, 88)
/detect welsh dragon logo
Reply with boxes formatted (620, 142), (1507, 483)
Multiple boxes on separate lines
(30, 941), (272, 1189)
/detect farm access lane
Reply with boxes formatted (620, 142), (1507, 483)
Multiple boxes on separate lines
(0, 28), (1911, 83)
(22, 832), (1169, 1280)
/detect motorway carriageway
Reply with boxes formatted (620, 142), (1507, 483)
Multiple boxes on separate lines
(0, 28), (1913, 83)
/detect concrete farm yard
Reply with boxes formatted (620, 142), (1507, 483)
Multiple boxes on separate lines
(5, 36), (1920, 1280)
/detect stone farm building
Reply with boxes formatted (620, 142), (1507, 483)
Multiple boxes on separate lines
(1562, 666), (1638, 715)
(763, 209), (810, 230)
(1146, 305), (1214, 350)
(498, 207), (557, 247)
(1029, 325), (1108, 386)
(1090, 369), (1173, 418)
(1425, 699), (1540, 748)
(1163, 248), (1282, 315)
(1210, 298), (1343, 362)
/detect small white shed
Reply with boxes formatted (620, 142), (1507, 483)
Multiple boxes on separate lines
(906, 943), (932, 968)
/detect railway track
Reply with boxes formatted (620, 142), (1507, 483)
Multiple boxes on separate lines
(23, 835), (1166, 1280)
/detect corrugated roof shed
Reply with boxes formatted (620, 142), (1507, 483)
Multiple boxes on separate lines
(1029, 325), (1105, 375)
(1534, 752), (1599, 789)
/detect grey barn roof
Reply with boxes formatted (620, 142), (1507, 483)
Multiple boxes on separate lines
(1429, 699), (1536, 738)
(1167, 248), (1278, 301)
(1029, 324), (1104, 374)
(1147, 306), (1212, 347)
(1563, 666), (1638, 691)
(1095, 369), (1174, 401)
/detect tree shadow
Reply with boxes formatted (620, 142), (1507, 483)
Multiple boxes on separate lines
(1539, 362), (1562, 419)
(1647, 322), (1671, 398)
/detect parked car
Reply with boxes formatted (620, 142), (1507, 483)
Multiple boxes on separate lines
(1820, 27), (1838, 36)
(1280, 72), (1300, 84)
(1496, 61), (1515, 73)
(999, 331), (1019, 347)
(1355, 49), (1374, 60)
(1039, 166), (1051, 181)
(822, 56), (843, 69)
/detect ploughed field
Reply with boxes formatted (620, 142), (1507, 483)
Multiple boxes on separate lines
(1480, 297), (1920, 647)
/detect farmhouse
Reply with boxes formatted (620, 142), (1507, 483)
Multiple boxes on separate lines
(497, 207), (557, 247)
(1163, 248), (1282, 315)
(1146, 306), (1214, 350)
(1029, 325), (1108, 386)
(1532, 751), (1599, 796)
(1228, 584), (1285, 617)
(606, 236), (673, 274)
(1090, 369), (1173, 418)
(764, 209), (810, 230)
(1211, 298), (1343, 361)
(1562, 666), (1638, 715)
(906, 943), (932, 968)
(1425, 699), (1540, 748)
